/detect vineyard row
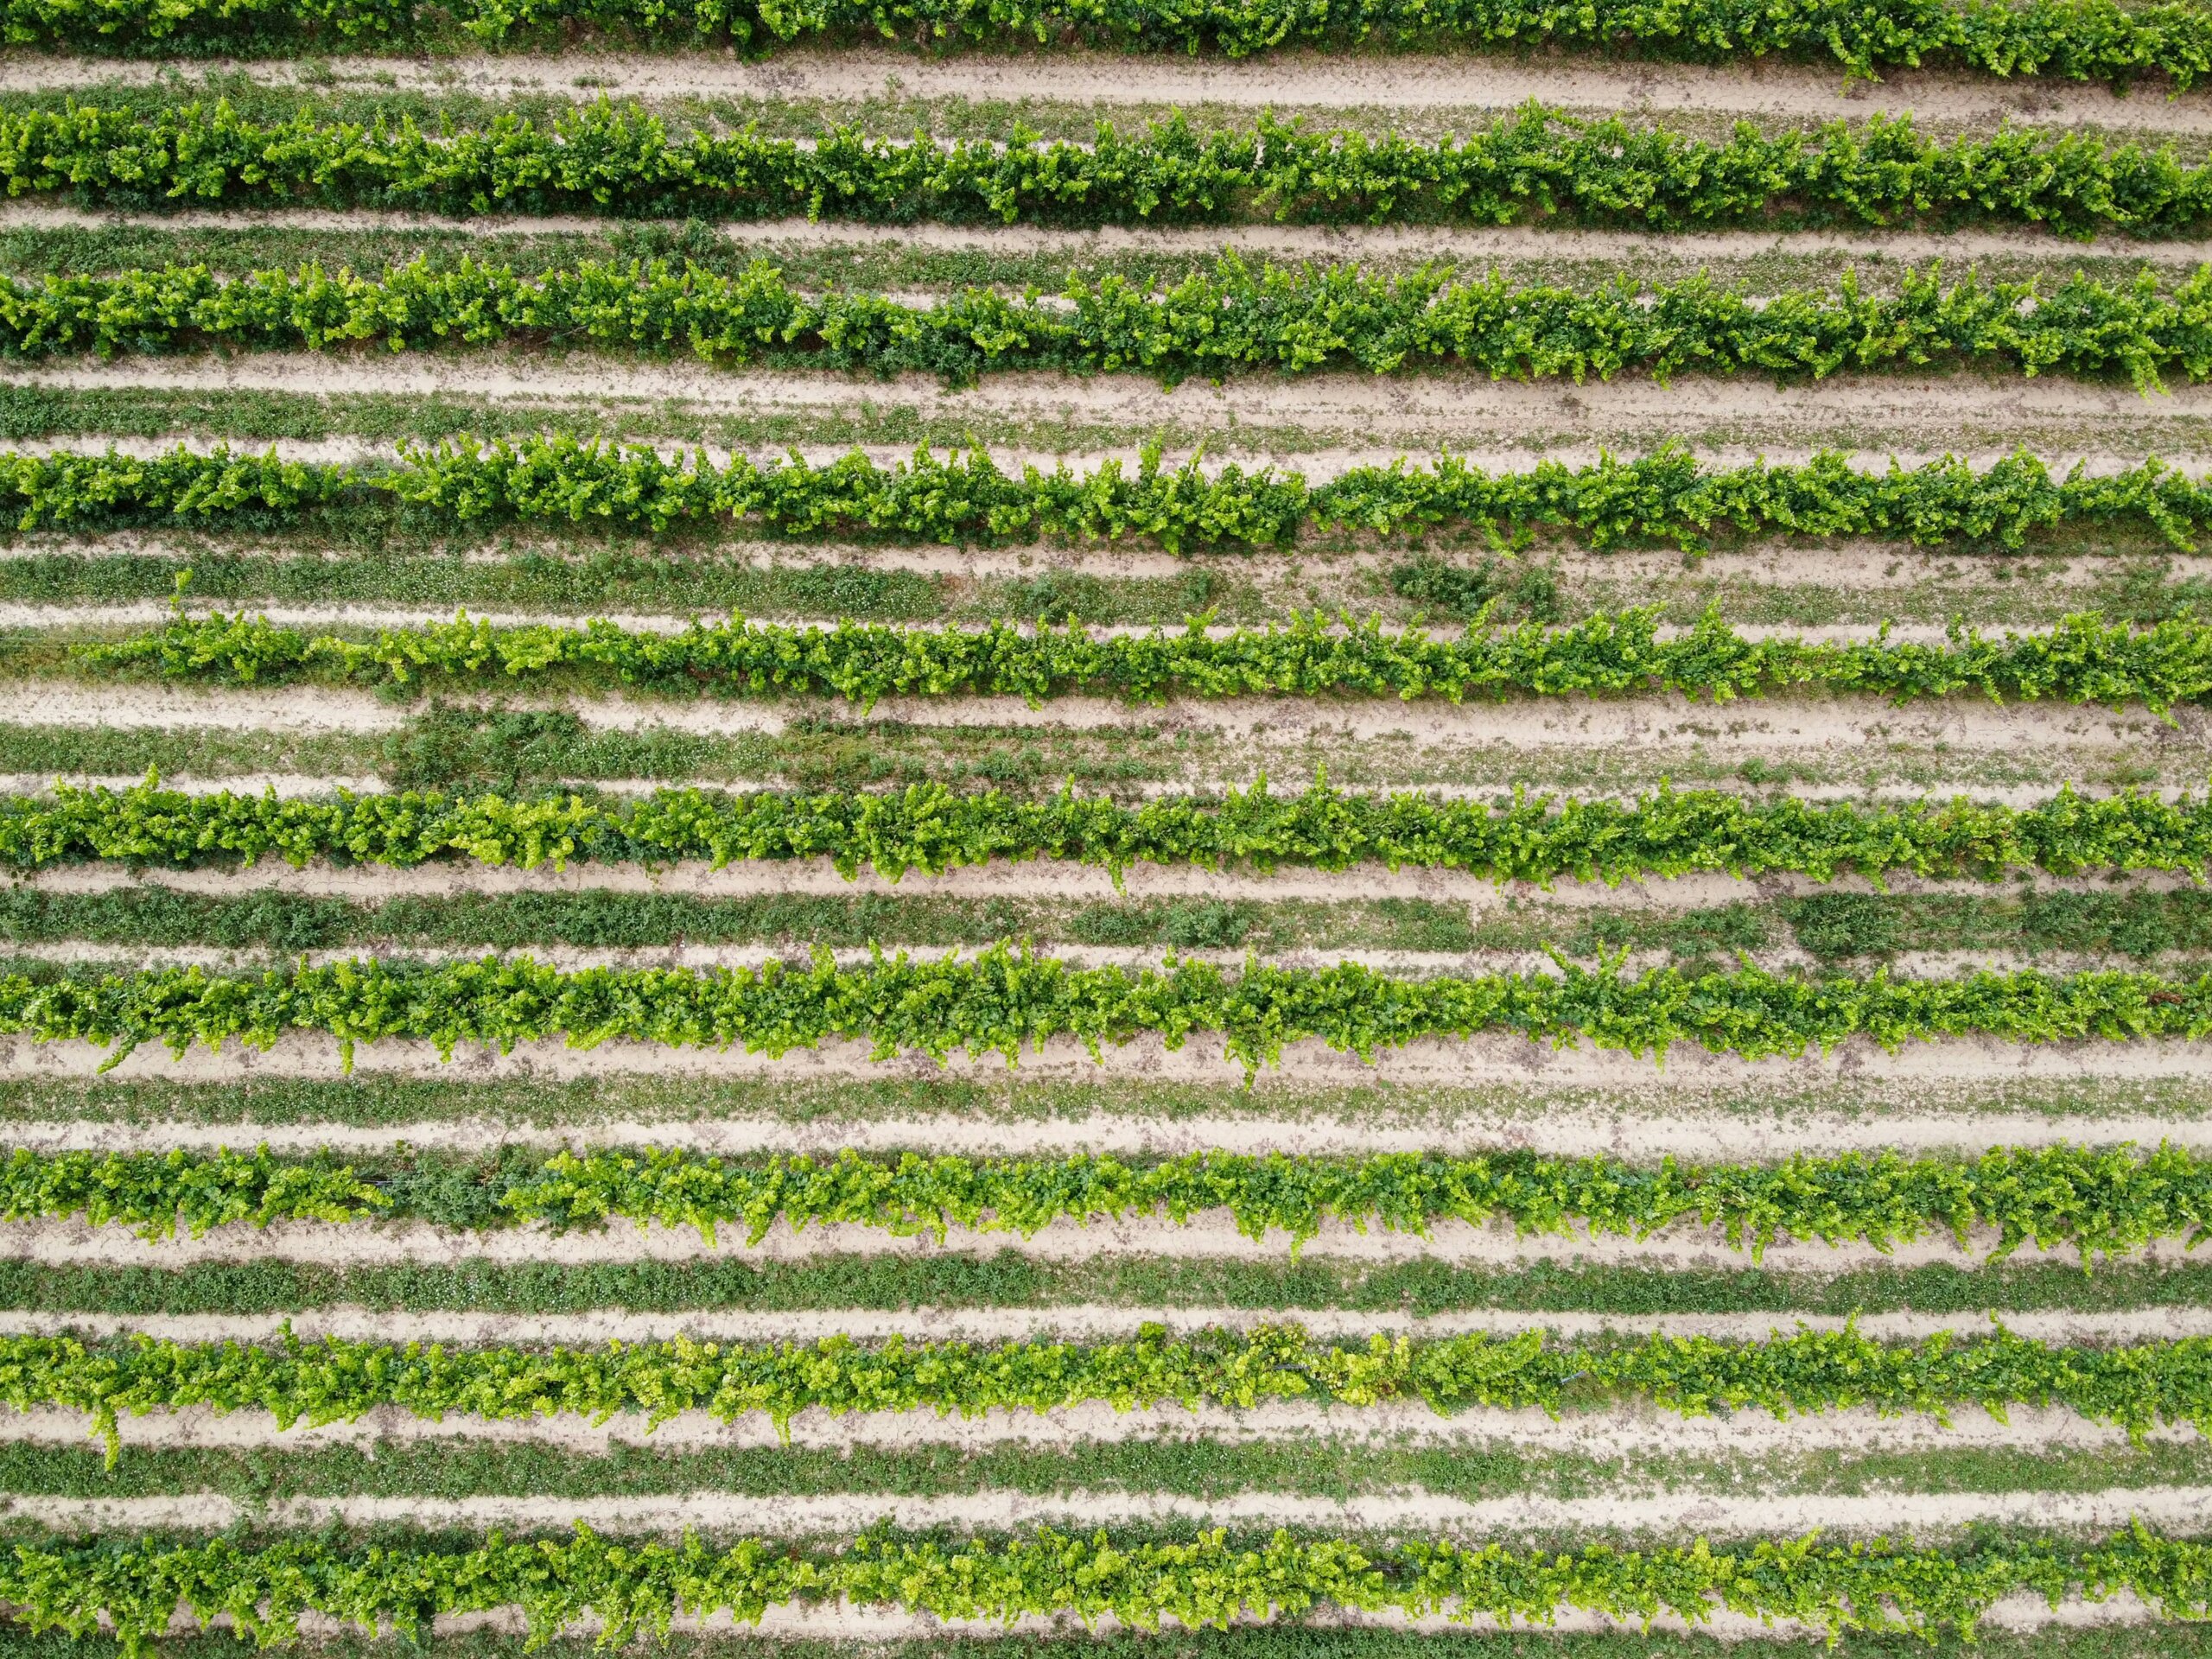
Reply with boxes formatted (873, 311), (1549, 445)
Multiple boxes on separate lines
(87, 607), (2212, 712)
(14, 776), (2210, 883)
(3, 0), (2205, 79)
(10, 1141), (2207, 1259)
(16, 103), (2212, 238)
(10, 442), (2198, 552)
(15, 1324), (2212, 1447)
(4, 950), (2212, 1069)
(12, 257), (2212, 386)
(5, 1522), (2203, 1650)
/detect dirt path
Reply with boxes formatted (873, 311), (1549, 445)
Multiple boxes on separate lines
(0, 601), (1970, 646)
(6, 1306), (2201, 1344)
(13, 677), (2206, 753)
(0, 531), (2152, 591)
(4, 49), (2207, 136)
(10, 1096), (2209, 1157)
(0, 1207), (2190, 1271)
(94, 1593), (2172, 1643)
(10, 1484), (2207, 1541)
(5, 1397), (2194, 1456)
(26, 854), (2196, 911)
(0, 939), (1687, 977)
(0, 200), (2197, 267)
(0, 772), (2190, 811)
(6, 1023), (2212, 1090)
(22, 359), (2212, 461)
(10, 938), (2196, 986)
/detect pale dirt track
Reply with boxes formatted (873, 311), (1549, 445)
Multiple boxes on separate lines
(0, 771), (2190, 810)
(11, 678), (2208, 754)
(6, 49), (2210, 136)
(71, 1593), (2177, 1643)
(25, 854), (2202, 910)
(10, 1099), (2211, 1158)
(0, 600), (1967, 645)
(7, 1306), (2203, 1344)
(0, 532), (2163, 589)
(11, 1398), (2196, 1456)
(7, 1025), (2212, 1091)
(21, 359), (2212, 461)
(4, 201), (2206, 265)
(0, 855), (2164, 905)
(4, 938), (2196, 984)
(10, 1484), (2209, 1541)
(0, 1209), (2191, 1272)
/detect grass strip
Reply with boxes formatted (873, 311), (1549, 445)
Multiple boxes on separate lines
(8, 1436), (2212, 1505)
(18, 103), (2212, 238)
(0, 1523), (2203, 1647)
(5, 1255), (2212, 1319)
(5, 950), (2212, 1071)
(7, 258), (2212, 389)
(19, 1325), (2212, 1452)
(19, 882), (2212, 964)
(0, 1068), (2196, 1132)
(12, 775), (2212, 885)
(80, 606), (2212, 714)
(10, 1141), (2208, 1261)
(0, 887), (1491, 957)
(16, 442), (2210, 554)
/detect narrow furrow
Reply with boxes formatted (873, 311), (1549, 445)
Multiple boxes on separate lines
(0, 1211), (2186, 1271)
(8, 680), (2200, 753)
(16, 364), (2212, 458)
(4, 1305), (2202, 1344)
(8, 1484), (2208, 1539)
(3, 938), (2199, 982)
(7, 1103), (2206, 1159)
(2, 49), (2203, 134)
(0, 601), (1974, 645)
(99, 1593), (2173, 1642)
(5, 1399), (2193, 1455)
(7, 202), (2209, 265)
(6, 1027), (2210, 1088)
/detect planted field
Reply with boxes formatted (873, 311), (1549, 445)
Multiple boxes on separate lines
(8, 10), (2212, 1659)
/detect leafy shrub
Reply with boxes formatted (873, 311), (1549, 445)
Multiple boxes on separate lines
(14, 441), (2212, 555)
(1389, 556), (1562, 622)
(7, 257), (2211, 392)
(12, 774), (2212, 887)
(1, 1522), (2202, 1652)
(71, 607), (2212, 717)
(1787, 893), (1904, 961)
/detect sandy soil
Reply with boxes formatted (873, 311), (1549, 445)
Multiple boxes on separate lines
(0, 1207), (2192, 1271)
(49, 1592), (2171, 1644)
(3, 48), (2208, 135)
(8, 1484), (2207, 1541)
(10, 1095), (2209, 1157)
(25, 854), (2198, 910)
(0, 531), (2158, 590)
(6, 1305), (2202, 1344)
(3, 200), (2202, 265)
(24, 359), (2212, 463)
(6, 1022), (2212, 1092)
(0, 600), (1969, 646)
(10, 938), (2198, 988)
(10, 1397), (2190, 1455)
(16, 677), (2209, 757)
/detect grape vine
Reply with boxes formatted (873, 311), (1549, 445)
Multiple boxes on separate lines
(10, 441), (2209, 554)
(73, 607), (2212, 715)
(2, 950), (2208, 1071)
